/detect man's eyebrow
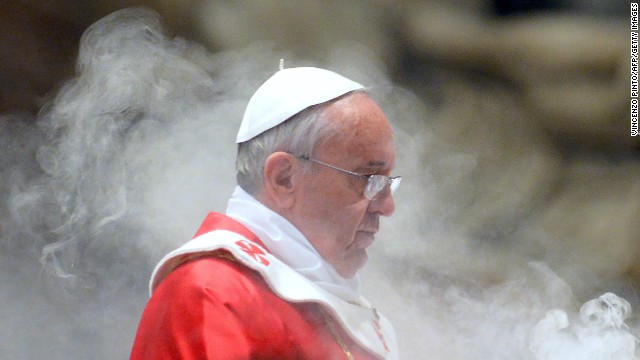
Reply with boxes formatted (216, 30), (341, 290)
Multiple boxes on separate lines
(365, 161), (386, 167)
(355, 161), (388, 172)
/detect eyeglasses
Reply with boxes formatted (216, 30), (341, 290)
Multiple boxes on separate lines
(293, 154), (401, 200)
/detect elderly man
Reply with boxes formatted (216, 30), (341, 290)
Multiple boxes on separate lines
(130, 67), (401, 359)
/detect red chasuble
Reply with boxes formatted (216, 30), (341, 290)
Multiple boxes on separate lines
(130, 213), (391, 359)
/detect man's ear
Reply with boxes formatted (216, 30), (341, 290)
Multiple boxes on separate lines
(262, 152), (298, 209)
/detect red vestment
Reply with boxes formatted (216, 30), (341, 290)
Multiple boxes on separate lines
(130, 212), (385, 359)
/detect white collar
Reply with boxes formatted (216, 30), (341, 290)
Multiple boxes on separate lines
(225, 186), (361, 302)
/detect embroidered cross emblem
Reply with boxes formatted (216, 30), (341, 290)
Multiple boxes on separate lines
(235, 240), (270, 266)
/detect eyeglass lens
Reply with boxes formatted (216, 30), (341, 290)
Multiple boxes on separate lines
(364, 175), (401, 200)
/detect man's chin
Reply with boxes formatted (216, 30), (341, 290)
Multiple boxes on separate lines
(337, 250), (369, 279)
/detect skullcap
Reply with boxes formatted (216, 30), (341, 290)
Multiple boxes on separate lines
(236, 67), (364, 143)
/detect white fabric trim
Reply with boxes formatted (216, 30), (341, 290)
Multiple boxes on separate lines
(150, 230), (398, 360)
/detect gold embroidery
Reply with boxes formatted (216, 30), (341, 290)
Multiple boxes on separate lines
(323, 310), (354, 360)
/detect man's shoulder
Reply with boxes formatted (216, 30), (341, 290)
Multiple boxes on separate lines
(161, 251), (267, 296)
(153, 252), (318, 328)
(193, 212), (263, 247)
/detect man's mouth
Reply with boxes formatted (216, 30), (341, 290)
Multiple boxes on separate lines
(354, 230), (377, 248)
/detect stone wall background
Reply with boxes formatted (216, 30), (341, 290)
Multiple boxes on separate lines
(1, 1), (637, 359)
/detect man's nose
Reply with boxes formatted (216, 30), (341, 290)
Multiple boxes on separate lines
(368, 187), (395, 216)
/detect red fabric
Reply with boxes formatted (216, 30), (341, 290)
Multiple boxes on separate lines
(130, 212), (378, 360)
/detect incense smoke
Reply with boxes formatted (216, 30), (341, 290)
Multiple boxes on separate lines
(1, 7), (637, 359)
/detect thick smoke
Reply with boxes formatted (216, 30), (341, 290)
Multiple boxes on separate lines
(529, 293), (637, 359)
(1, 7), (637, 359)
(1, 7), (265, 358)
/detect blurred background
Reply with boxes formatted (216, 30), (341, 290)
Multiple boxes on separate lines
(0, 1), (637, 359)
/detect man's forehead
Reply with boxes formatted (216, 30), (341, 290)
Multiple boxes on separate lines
(317, 92), (395, 161)
(324, 94), (392, 132)
(337, 137), (397, 173)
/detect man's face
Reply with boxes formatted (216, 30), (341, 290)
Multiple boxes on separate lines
(290, 93), (396, 278)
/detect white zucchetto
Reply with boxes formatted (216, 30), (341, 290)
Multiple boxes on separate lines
(236, 67), (364, 143)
